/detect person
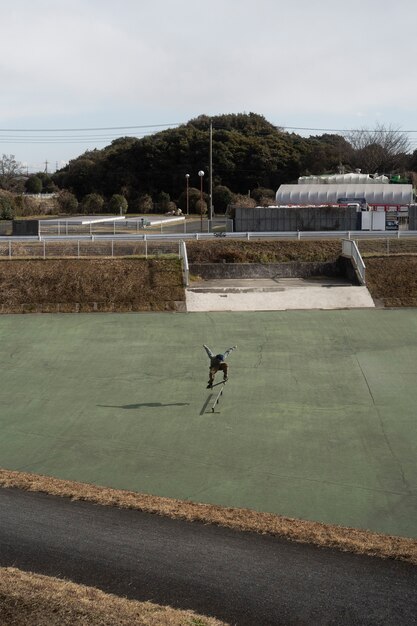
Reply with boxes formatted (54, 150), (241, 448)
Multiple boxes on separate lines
(203, 345), (237, 388)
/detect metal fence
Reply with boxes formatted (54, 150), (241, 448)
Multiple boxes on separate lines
(356, 237), (417, 257)
(0, 239), (182, 259)
(38, 218), (234, 237)
(3, 230), (417, 260)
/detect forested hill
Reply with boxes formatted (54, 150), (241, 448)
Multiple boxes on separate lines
(51, 112), (413, 209)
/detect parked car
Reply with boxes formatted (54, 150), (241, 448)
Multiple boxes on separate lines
(386, 220), (399, 230)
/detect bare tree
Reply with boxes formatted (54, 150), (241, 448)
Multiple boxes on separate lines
(0, 154), (24, 190)
(348, 124), (410, 174)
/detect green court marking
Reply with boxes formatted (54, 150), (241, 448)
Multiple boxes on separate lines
(0, 310), (416, 538)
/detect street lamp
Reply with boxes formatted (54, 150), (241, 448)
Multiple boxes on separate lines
(185, 173), (190, 215)
(198, 170), (205, 232)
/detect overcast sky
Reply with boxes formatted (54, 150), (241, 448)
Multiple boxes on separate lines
(1, 0), (416, 172)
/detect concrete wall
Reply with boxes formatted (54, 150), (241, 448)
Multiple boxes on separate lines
(190, 260), (348, 280)
(408, 205), (417, 230)
(0, 221), (12, 236)
(12, 220), (40, 236)
(234, 206), (359, 232)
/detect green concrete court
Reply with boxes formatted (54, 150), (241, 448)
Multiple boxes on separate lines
(0, 310), (416, 539)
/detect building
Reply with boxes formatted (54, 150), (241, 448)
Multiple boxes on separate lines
(275, 183), (413, 211)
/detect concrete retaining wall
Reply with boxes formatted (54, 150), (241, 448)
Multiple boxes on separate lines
(408, 205), (417, 230)
(12, 220), (40, 236)
(235, 206), (359, 232)
(190, 260), (347, 280)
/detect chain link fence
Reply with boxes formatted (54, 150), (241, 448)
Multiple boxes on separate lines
(0, 239), (182, 259)
(356, 238), (417, 257)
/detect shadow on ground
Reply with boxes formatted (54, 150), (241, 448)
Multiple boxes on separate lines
(98, 403), (190, 409)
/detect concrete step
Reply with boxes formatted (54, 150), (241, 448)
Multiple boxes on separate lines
(185, 278), (375, 311)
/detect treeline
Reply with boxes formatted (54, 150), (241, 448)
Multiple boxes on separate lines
(35, 113), (417, 213)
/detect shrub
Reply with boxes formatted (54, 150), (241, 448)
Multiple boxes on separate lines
(0, 193), (15, 219)
(57, 190), (78, 214)
(108, 194), (128, 215)
(212, 185), (233, 214)
(80, 193), (104, 214)
(25, 175), (43, 194)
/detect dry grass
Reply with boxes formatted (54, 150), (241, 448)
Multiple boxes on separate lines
(0, 258), (184, 313)
(186, 240), (341, 264)
(0, 566), (226, 626)
(364, 256), (417, 307)
(1, 469), (416, 566)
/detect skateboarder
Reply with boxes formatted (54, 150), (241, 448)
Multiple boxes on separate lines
(203, 345), (237, 388)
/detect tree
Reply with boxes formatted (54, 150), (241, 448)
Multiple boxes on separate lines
(108, 194), (128, 215)
(25, 175), (43, 194)
(80, 193), (104, 214)
(135, 194), (153, 213)
(212, 185), (233, 214)
(250, 187), (275, 206)
(348, 124), (411, 173)
(195, 198), (207, 216)
(0, 154), (24, 191)
(300, 134), (353, 175)
(155, 191), (171, 213)
(57, 190), (78, 214)
(36, 172), (57, 193)
(177, 187), (201, 214)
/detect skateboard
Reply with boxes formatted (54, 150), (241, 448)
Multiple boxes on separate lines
(206, 379), (228, 389)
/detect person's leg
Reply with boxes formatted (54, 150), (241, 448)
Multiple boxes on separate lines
(219, 362), (228, 380)
(208, 365), (218, 387)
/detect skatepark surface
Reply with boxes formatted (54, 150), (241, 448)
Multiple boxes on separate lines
(1, 309), (416, 539)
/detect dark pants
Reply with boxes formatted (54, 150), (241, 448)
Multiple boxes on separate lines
(209, 362), (228, 384)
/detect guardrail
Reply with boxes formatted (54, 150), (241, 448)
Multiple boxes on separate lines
(342, 239), (366, 285)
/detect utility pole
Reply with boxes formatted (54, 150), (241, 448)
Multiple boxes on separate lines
(44, 159), (48, 174)
(209, 120), (213, 221)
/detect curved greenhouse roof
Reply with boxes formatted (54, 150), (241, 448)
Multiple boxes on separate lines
(298, 173), (389, 184)
(275, 184), (413, 206)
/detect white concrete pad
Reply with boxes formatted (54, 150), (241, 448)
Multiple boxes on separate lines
(186, 279), (375, 311)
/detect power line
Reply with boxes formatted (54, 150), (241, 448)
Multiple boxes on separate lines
(0, 121), (417, 135)
(279, 126), (417, 133)
(0, 122), (181, 132)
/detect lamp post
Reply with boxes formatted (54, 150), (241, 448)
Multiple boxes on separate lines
(185, 173), (190, 215)
(198, 170), (205, 232)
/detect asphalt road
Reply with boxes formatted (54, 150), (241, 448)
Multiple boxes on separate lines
(1, 488), (416, 626)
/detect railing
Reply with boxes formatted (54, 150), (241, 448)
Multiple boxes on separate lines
(0, 238), (182, 260)
(3, 231), (417, 265)
(179, 241), (189, 286)
(342, 239), (366, 285)
(4, 229), (417, 244)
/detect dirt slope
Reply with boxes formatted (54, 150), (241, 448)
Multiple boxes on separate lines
(0, 259), (184, 313)
(364, 256), (417, 307)
(0, 245), (415, 311)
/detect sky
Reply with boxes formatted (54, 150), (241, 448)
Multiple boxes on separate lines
(1, 0), (416, 173)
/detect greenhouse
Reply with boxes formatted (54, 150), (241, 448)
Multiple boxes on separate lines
(275, 183), (413, 208)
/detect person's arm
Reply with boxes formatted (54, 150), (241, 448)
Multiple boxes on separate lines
(203, 345), (214, 358)
(223, 345), (237, 360)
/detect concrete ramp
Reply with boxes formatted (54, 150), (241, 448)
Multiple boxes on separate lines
(186, 277), (375, 311)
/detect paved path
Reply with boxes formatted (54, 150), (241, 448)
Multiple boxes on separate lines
(1, 488), (416, 626)
(186, 277), (375, 311)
